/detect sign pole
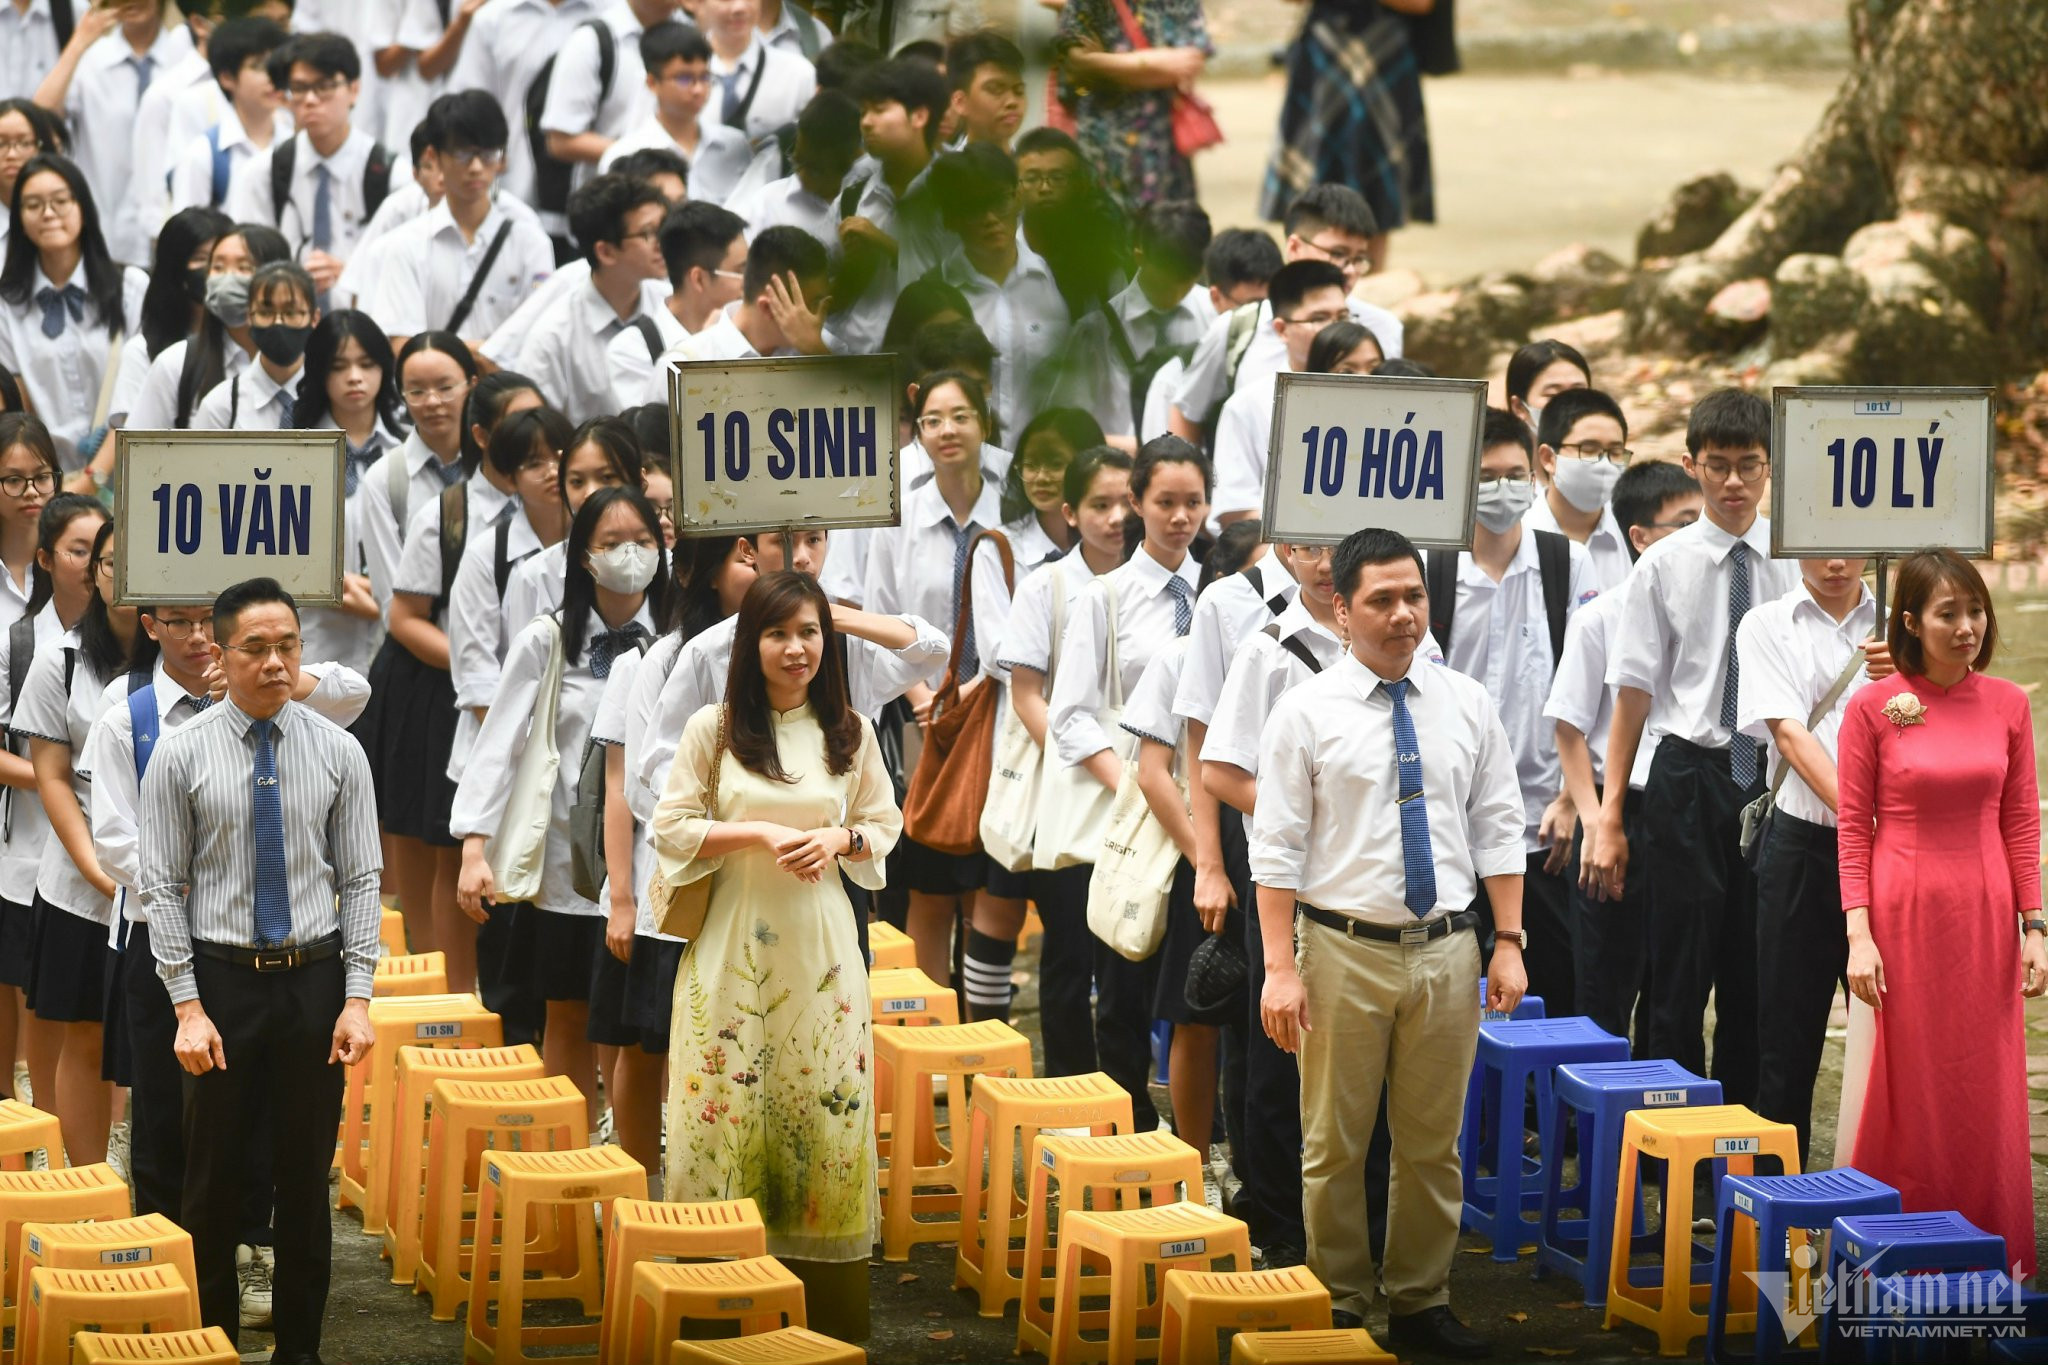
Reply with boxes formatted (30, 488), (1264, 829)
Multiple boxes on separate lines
(1874, 552), (1888, 629)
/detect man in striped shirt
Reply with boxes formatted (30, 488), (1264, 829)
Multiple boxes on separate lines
(138, 577), (380, 1365)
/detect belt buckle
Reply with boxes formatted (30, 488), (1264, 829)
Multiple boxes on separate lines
(252, 947), (295, 972)
(1399, 921), (1431, 945)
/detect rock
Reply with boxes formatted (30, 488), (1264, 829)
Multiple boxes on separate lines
(1354, 267), (1426, 313)
(1635, 173), (1758, 264)
(1770, 253), (1866, 358)
(1395, 288), (1509, 380)
(1840, 212), (2000, 326)
(1846, 258), (2000, 386)
(1529, 244), (1631, 320)
(1625, 257), (1736, 353)
(1704, 277), (1772, 348)
(1544, 309), (1627, 360)
(1761, 337), (1855, 390)
(1468, 272), (1539, 343)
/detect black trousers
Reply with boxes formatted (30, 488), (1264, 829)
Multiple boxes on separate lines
(1472, 852), (1575, 1012)
(1091, 935), (1160, 1133)
(1572, 787), (1653, 1048)
(1028, 864), (1099, 1080)
(475, 899), (545, 1047)
(182, 953), (347, 1357)
(1754, 812), (1848, 1167)
(1225, 807), (1307, 1253)
(1641, 737), (1762, 1107)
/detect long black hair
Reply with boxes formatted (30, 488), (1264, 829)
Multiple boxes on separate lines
(723, 570), (861, 781)
(24, 491), (103, 619)
(291, 308), (407, 437)
(0, 154), (122, 328)
(0, 100), (68, 165)
(395, 330), (480, 443)
(674, 534), (745, 642)
(1305, 319), (1383, 376)
(1002, 407), (1102, 524)
(178, 222), (292, 427)
(461, 370), (544, 477)
(558, 486), (678, 668)
(79, 517), (153, 682)
(559, 417), (645, 511)
(139, 206), (232, 359)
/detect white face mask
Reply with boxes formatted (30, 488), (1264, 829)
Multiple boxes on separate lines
(1551, 457), (1623, 515)
(588, 542), (659, 594)
(1474, 478), (1537, 534)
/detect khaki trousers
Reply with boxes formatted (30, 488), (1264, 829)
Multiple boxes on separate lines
(1296, 916), (1480, 1318)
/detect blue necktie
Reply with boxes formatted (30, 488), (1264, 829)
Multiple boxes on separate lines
(588, 621), (650, 680)
(1723, 543), (1760, 787)
(718, 68), (744, 126)
(131, 54), (155, 100)
(186, 693), (213, 715)
(1383, 678), (1437, 917)
(250, 718), (291, 947)
(34, 285), (83, 339)
(311, 163), (333, 253)
(949, 518), (979, 676)
(429, 456), (465, 489)
(343, 439), (380, 497)
(1167, 575), (1192, 638)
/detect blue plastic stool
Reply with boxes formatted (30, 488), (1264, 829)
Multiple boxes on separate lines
(1702, 1169), (1901, 1362)
(1458, 1016), (1628, 1260)
(1477, 978), (1545, 1022)
(1822, 1212), (2008, 1362)
(1536, 1060), (1720, 1308)
(1860, 1269), (2029, 1363)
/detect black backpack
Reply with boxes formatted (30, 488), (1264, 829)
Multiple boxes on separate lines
(270, 135), (394, 234)
(1424, 529), (1572, 673)
(523, 20), (617, 218)
(569, 629), (652, 903)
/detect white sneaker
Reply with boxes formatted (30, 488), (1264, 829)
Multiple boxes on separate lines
(105, 1120), (131, 1184)
(236, 1243), (273, 1329)
(594, 1107), (616, 1148)
(11, 1062), (26, 1104)
(1203, 1174), (1225, 1214)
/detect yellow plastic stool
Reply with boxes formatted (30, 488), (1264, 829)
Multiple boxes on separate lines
(14, 1265), (196, 1365)
(1016, 1132), (1208, 1359)
(70, 1326), (239, 1362)
(873, 1020), (1033, 1261)
(1049, 1201), (1253, 1365)
(867, 967), (957, 1168)
(418, 1075), (589, 1322)
(669, 1325), (864, 1363)
(1226, 1328), (1396, 1363)
(337, 992), (502, 1235)
(383, 1043), (546, 1286)
(1156, 1266), (1333, 1365)
(379, 907), (407, 957)
(463, 1145), (645, 1364)
(374, 951), (450, 997)
(866, 922), (915, 972)
(0, 1103), (60, 1173)
(1603, 1104), (1797, 1356)
(0, 1163), (132, 1347)
(598, 1198), (768, 1365)
(15, 1214), (195, 1336)
(955, 1072), (1133, 1317)
(620, 1257), (806, 1362)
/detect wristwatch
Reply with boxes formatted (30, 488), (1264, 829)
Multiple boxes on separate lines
(1494, 929), (1528, 949)
(2023, 917), (2046, 937)
(845, 827), (865, 857)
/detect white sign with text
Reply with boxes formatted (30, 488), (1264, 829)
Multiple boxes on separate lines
(1771, 386), (1994, 557)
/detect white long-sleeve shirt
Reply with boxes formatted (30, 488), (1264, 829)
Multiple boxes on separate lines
(1046, 546), (1198, 767)
(0, 606), (68, 907)
(861, 477), (1005, 689)
(1170, 549), (1296, 729)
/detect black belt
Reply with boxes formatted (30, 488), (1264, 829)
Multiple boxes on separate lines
(193, 932), (341, 973)
(1297, 904), (1478, 945)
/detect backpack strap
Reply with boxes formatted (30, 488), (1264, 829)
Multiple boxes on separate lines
(592, 20), (617, 103)
(787, 1), (822, 59)
(387, 446), (411, 532)
(50, 0), (74, 50)
(1238, 560), (1288, 616)
(60, 646), (75, 700)
(174, 337), (207, 429)
(1223, 300), (1262, 391)
(837, 173), (870, 222)
(1261, 620), (1324, 675)
(269, 136), (296, 228)
(438, 482), (468, 607)
(362, 140), (393, 219)
(1533, 528), (1570, 674)
(722, 47), (770, 133)
(6, 616), (34, 744)
(494, 515), (516, 600)
(207, 124), (230, 208)
(628, 315), (663, 361)
(128, 683), (158, 783)
(227, 373), (241, 429)
(443, 219), (514, 335)
(1424, 547), (1457, 651)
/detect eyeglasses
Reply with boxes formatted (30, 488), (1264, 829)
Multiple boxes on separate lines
(1696, 456), (1768, 482)
(402, 382), (469, 406)
(663, 71), (712, 88)
(1479, 472), (1535, 488)
(650, 499), (674, 523)
(150, 614), (214, 639)
(917, 409), (981, 435)
(222, 636), (302, 661)
(1298, 236), (1369, 271)
(1020, 458), (1067, 477)
(285, 76), (347, 101)
(1019, 170), (1072, 193)
(89, 555), (113, 575)
(1279, 311), (1344, 330)
(19, 193), (76, 218)
(0, 472), (54, 498)
(0, 139), (39, 157)
(250, 305), (312, 326)
(1554, 442), (1635, 466)
(441, 147), (505, 170)
(618, 226), (662, 245)
(515, 454), (557, 475)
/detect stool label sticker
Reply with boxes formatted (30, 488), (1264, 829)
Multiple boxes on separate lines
(497, 1113), (536, 1126)
(1643, 1088), (1687, 1106)
(1733, 1191), (1754, 1214)
(24, 1234), (38, 1256)
(1041, 1148), (1057, 1170)
(1714, 1137), (1760, 1156)
(487, 1163), (500, 1184)
(955, 1054), (985, 1067)
(881, 997), (925, 1014)
(1160, 1238), (1206, 1258)
(1115, 1169), (1151, 1183)
(717, 1296), (757, 1311)
(100, 1247), (150, 1265)
(416, 1022), (462, 1039)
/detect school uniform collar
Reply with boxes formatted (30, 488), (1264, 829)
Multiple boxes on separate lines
(3, 1), (56, 24)
(763, 173), (833, 215)
(298, 126), (373, 182)
(694, 303), (759, 359)
(582, 599), (656, 636)
(148, 658), (212, 724)
(220, 698), (299, 739)
(1123, 544), (1198, 601)
(712, 32), (767, 78)
(940, 231), (1057, 293)
(212, 113), (262, 155)
(598, 0), (649, 36)
(576, 275), (648, 338)
(1525, 491), (1626, 557)
(1457, 524), (1542, 585)
(1338, 648), (1426, 699)
(1110, 276), (1201, 331)
(423, 197), (508, 251)
(761, 0), (815, 45)
(908, 475), (1001, 533)
(1273, 593), (1340, 648)
(239, 359), (299, 411)
(1790, 580), (1876, 635)
(403, 430), (457, 483)
(1693, 512), (1772, 565)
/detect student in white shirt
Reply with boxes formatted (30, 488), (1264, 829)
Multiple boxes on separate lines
(1169, 185), (1405, 444)
(513, 172), (669, 423)
(166, 17), (289, 215)
(727, 89), (860, 247)
(996, 408), (1099, 571)
(700, 0), (817, 149)
(1046, 438), (1209, 1128)
(943, 30), (1023, 150)
(32, 0), (194, 265)
(1424, 408), (1598, 1020)
(0, 1), (63, 103)
(1525, 387), (1634, 593)
(539, 0), (683, 190)
(111, 205), (231, 427)
(1505, 336), (1591, 439)
(1209, 260), (1351, 527)
(1591, 389), (1801, 1107)
(1252, 527), (1526, 1348)
(0, 417), (59, 632)
(607, 201), (745, 413)
(1544, 460), (1700, 1044)
(125, 222), (290, 433)
(225, 33), (409, 293)
(445, 0), (602, 222)
(191, 258), (318, 431)
(0, 155), (147, 465)
(825, 57), (946, 357)
(368, 89), (555, 353)
(497, 419), (646, 672)
(598, 23), (752, 204)
(641, 224), (831, 402)
(455, 487), (675, 1123)
(0, 100), (67, 264)
(1737, 555), (1886, 1164)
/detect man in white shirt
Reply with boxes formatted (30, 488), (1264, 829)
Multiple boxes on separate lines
(226, 33), (412, 296)
(759, 0), (829, 57)
(1591, 389), (1801, 1107)
(1425, 408), (1598, 1017)
(166, 17), (291, 216)
(1525, 387), (1635, 593)
(1210, 260), (1348, 526)
(943, 29), (1022, 150)
(728, 89), (860, 245)
(700, 0), (816, 148)
(538, 0), (683, 193)
(827, 57), (947, 355)
(640, 223), (831, 403)
(1736, 555), (1884, 1164)
(513, 172), (671, 422)
(1169, 185), (1405, 445)
(445, 0), (602, 213)
(1545, 460), (1700, 1042)
(606, 200), (746, 412)
(596, 21), (753, 203)
(368, 89), (555, 352)
(1253, 527), (1525, 1353)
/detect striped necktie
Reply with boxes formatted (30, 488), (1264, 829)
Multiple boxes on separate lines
(1723, 543), (1760, 787)
(1383, 678), (1437, 917)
